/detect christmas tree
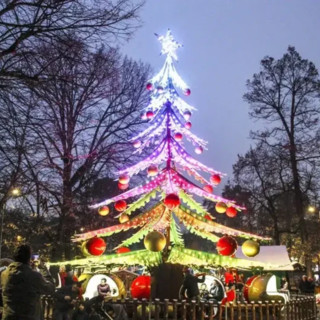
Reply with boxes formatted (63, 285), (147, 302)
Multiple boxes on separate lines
(68, 30), (271, 269)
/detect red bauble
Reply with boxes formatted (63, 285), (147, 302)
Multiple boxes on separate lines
(115, 200), (127, 212)
(226, 207), (237, 218)
(118, 182), (129, 190)
(119, 174), (130, 185)
(203, 185), (213, 193)
(146, 111), (154, 119)
(204, 214), (212, 221)
(216, 235), (238, 256)
(130, 275), (151, 299)
(98, 206), (109, 216)
(146, 83), (153, 91)
(185, 122), (192, 130)
(174, 132), (183, 141)
(184, 88), (191, 96)
(116, 247), (131, 254)
(86, 237), (106, 256)
(195, 146), (203, 154)
(164, 193), (180, 209)
(210, 174), (221, 185)
(147, 165), (158, 177)
(184, 111), (192, 120)
(133, 140), (141, 148)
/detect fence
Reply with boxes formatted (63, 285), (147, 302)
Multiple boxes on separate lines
(40, 296), (317, 320)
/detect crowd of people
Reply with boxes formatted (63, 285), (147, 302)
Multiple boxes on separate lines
(0, 245), (127, 320)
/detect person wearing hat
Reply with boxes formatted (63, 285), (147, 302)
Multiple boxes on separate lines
(1, 244), (55, 320)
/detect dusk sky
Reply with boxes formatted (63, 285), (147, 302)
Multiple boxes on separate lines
(122, 1), (320, 192)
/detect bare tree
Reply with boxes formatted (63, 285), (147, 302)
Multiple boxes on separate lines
(17, 39), (150, 258)
(244, 46), (320, 245)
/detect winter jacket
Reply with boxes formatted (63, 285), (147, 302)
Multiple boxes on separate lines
(181, 274), (205, 299)
(1, 262), (55, 320)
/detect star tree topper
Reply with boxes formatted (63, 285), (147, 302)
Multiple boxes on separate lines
(155, 29), (182, 61)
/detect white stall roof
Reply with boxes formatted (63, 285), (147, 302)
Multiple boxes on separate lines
(235, 245), (294, 271)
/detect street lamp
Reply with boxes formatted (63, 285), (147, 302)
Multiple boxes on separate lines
(0, 187), (21, 259)
(308, 206), (316, 214)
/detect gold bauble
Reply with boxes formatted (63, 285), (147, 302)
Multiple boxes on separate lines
(81, 241), (91, 257)
(119, 214), (129, 224)
(215, 202), (227, 214)
(144, 231), (166, 252)
(242, 240), (260, 257)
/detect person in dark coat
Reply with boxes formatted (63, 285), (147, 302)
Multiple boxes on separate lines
(53, 282), (79, 320)
(180, 267), (206, 300)
(72, 302), (89, 320)
(299, 275), (309, 294)
(1, 244), (55, 320)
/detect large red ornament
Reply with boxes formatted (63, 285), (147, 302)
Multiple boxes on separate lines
(183, 111), (192, 120)
(119, 174), (130, 185)
(147, 165), (158, 177)
(146, 83), (153, 91)
(146, 111), (154, 119)
(184, 88), (191, 96)
(185, 122), (192, 130)
(174, 132), (183, 141)
(86, 237), (106, 256)
(164, 193), (180, 209)
(98, 206), (109, 216)
(203, 185), (213, 193)
(130, 275), (151, 299)
(226, 207), (237, 218)
(216, 235), (238, 256)
(118, 182), (129, 190)
(116, 247), (131, 254)
(210, 174), (221, 185)
(195, 146), (203, 154)
(115, 200), (127, 212)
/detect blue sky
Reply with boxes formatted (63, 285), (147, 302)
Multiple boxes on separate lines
(121, 0), (320, 192)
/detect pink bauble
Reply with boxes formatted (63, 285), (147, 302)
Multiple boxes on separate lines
(185, 122), (192, 130)
(203, 185), (213, 193)
(146, 83), (153, 91)
(133, 140), (141, 148)
(184, 111), (192, 120)
(147, 165), (158, 177)
(184, 88), (191, 96)
(174, 132), (183, 141)
(146, 111), (154, 119)
(195, 146), (203, 154)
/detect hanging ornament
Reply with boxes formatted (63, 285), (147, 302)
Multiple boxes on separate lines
(133, 140), (141, 148)
(119, 174), (130, 185)
(81, 241), (91, 256)
(184, 88), (191, 96)
(147, 165), (158, 177)
(185, 122), (192, 130)
(195, 146), (203, 154)
(116, 247), (131, 254)
(131, 275), (151, 299)
(141, 112), (147, 120)
(118, 182), (129, 190)
(216, 235), (238, 256)
(242, 240), (260, 257)
(86, 237), (106, 256)
(164, 193), (180, 209)
(144, 231), (166, 252)
(183, 111), (192, 120)
(98, 206), (109, 216)
(157, 86), (163, 93)
(226, 207), (237, 218)
(215, 202), (227, 214)
(146, 83), (153, 91)
(204, 214), (213, 221)
(203, 185), (213, 193)
(146, 111), (154, 119)
(115, 200), (127, 212)
(210, 174), (221, 185)
(119, 213), (129, 223)
(174, 132), (183, 141)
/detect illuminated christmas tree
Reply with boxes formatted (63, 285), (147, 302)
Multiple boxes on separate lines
(70, 30), (270, 269)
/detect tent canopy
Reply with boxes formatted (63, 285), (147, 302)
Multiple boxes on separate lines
(235, 245), (293, 271)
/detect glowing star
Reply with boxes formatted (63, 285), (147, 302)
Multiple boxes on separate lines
(155, 29), (182, 61)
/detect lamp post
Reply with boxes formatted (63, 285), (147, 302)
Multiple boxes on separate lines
(0, 188), (21, 259)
